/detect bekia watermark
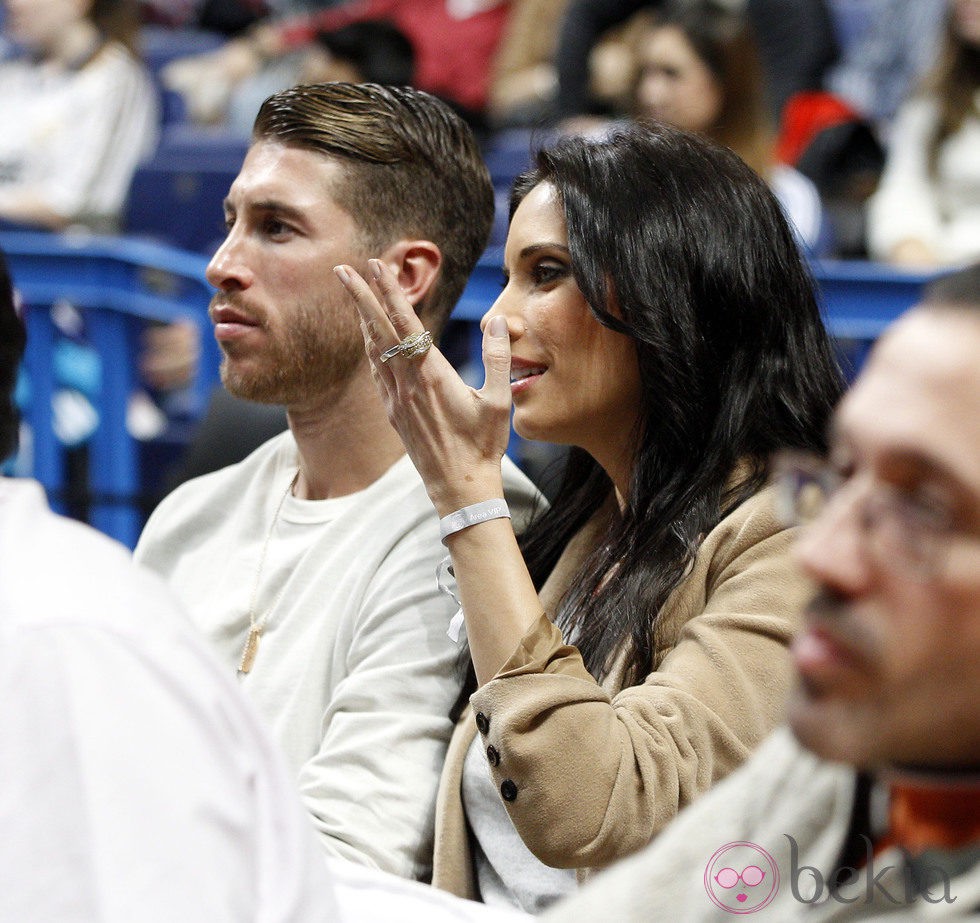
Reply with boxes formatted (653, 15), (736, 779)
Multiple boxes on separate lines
(704, 837), (957, 913)
(704, 842), (779, 913)
(786, 835), (957, 907)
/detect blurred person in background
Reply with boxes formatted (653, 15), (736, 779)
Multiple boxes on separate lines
(634, 2), (828, 253)
(866, 0), (980, 269)
(0, 0), (158, 232)
(824, 0), (946, 140)
(554, 0), (838, 127)
(162, 0), (510, 133)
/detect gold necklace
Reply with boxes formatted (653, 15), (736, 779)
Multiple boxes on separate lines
(238, 470), (299, 675)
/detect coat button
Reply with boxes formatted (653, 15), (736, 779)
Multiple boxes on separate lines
(486, 744), (500, 767)
(500, 779), (518, 802)
(475, 712), (490, 735)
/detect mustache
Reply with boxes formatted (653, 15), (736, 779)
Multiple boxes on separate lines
(801, 588), (879, 662)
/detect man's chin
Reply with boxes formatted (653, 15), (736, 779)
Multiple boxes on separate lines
(786, 683), (877, 769)
(220, 364), (290, 406)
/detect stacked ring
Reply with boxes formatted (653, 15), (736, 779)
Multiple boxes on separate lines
(379, 330), (433, 363)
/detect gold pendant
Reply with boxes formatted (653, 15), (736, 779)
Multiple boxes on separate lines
(238, 625), (263, 674)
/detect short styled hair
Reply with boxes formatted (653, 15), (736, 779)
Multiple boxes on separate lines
(252, 82), (494, 335)
(0, 249), (26, 463)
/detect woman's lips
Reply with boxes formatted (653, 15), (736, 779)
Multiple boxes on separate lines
(510, 361), (546, 395)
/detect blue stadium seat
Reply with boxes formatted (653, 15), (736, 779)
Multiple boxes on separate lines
(124, 126), (248, 255)
(139, 25), (226, 79)
(138, 26), (228, 127)
(2, 231), (218, 547)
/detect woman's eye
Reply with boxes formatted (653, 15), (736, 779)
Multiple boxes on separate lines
(531, 262), (566, 286)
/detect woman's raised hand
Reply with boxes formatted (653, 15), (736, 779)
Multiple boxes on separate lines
(335, 259), (513, 515)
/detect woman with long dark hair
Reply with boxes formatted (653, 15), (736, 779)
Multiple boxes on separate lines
(336, 121), (844, 911)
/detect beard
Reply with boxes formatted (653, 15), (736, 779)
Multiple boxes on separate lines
(217, 296), (365, 405)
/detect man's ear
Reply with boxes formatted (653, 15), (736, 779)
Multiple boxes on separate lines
(378, 240), (442, 314)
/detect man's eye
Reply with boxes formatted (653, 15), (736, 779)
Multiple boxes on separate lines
(826, 448), (855, 483)
(223, 215), (235, 232)
(901, 485), (953, 527)
(264, 219), (291, 238)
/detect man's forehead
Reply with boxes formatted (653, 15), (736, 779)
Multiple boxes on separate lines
(228, 140), (344, 206)
(835, 308), (980, 482)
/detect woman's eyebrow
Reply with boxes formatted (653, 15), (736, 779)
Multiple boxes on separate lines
(502, 243), (572, 274)
(519, 243), (571, 259)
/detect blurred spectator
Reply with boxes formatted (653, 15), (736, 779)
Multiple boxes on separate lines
(298, 17), (413, 85)
(866, 0), (980, 269)
(634, 3), (828, 253)
(825, 0), (946, 139)
(776, 89), (884, 258)
(486, 0), (566, 126)
(0, 0), (159, 232)
(554, 0), (838, 126)
(140, 0), (269, 33)
(223, 14), (416, 131)
(771, 0), (941, 258)
(163, 0), (509, 132)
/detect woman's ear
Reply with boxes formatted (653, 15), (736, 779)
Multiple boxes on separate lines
(377, 239), (442, 315)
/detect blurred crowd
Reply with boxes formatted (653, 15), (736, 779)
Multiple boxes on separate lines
(1, 0), (976, 267)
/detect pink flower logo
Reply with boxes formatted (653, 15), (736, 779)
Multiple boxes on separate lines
(704, 842), (779, 913)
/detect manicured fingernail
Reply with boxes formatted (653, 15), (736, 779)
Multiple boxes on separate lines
(369, 259), (383, 281)
(489, 315), (508, 337)
(334, 265), (351, 285)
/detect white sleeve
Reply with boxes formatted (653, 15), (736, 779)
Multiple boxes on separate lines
(296, 530), (463, 881)
(0, 614), (336, 923)
(866, 95), (943, 259)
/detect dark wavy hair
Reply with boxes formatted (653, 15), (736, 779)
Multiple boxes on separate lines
(514, 123), (845, 683)
(0, 249), (26, 463)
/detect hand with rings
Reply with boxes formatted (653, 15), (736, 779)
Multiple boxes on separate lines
(334, 258), (513, 514)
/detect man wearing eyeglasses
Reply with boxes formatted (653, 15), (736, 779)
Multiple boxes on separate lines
(543, 262), (980, 920)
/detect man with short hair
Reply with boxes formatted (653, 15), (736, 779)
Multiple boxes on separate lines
(135, 82), (539, 881)
(542, 263), (980, 919)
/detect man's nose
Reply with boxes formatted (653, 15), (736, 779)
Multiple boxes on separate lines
(794, 487), (874, 598)
(206, 229), (253, 292)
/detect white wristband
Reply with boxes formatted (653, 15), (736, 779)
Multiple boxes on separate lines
(439, 499), (511, 545)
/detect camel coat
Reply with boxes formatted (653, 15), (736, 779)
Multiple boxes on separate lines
(431, 485), (810, 899)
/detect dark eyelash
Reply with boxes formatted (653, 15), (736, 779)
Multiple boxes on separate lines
(532, 263), (566, 285)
